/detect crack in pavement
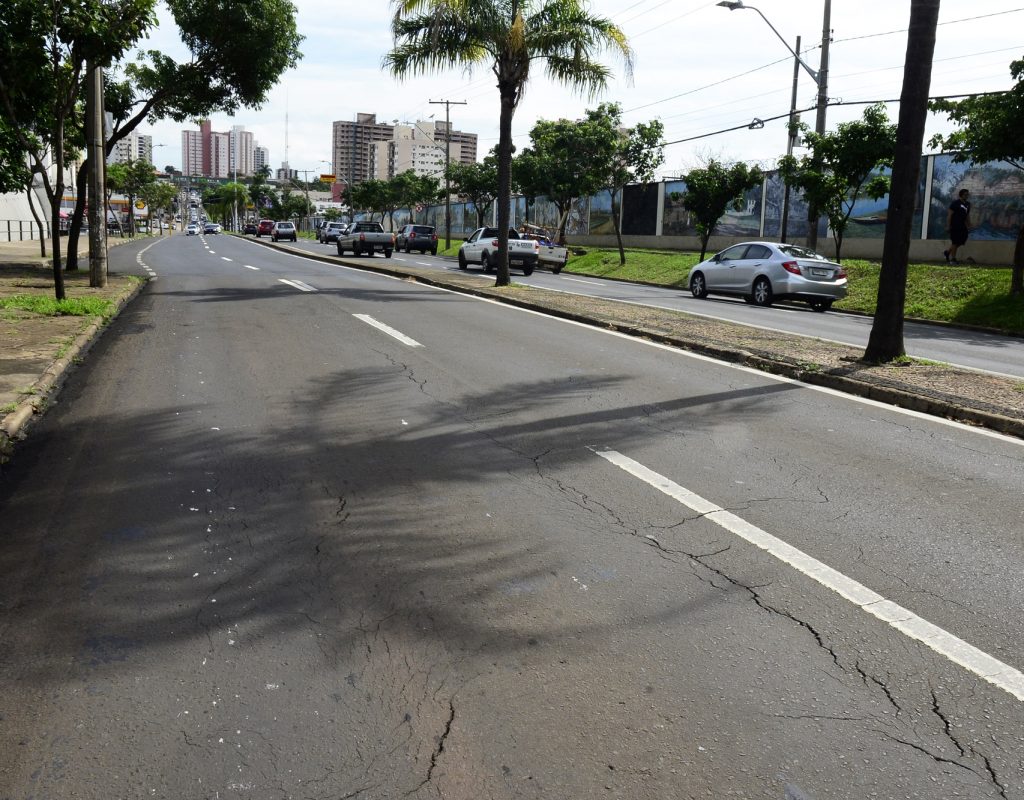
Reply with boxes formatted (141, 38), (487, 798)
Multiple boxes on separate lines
(407, 700), (456, 796)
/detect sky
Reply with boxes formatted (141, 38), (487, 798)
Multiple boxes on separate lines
(137, 1), (1024, 180)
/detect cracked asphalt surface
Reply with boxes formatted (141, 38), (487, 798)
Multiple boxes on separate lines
(1, 235), (1023, 799)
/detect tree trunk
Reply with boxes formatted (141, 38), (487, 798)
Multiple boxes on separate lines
(610, 190), (625, 265)
(864, 0), (939, 362)
(495, 87), (516, 287)
(1011, 222), (1024, 295)
(66, 163), (87, 271)
(51, 116), (66, 300)
(26, 183), (46, 258)
(699, 232), (710, 262)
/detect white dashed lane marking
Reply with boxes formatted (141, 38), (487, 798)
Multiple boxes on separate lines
(594, 447), (1024, 702)
(353, 314), (422, 347)
(278, 278), (317, 292)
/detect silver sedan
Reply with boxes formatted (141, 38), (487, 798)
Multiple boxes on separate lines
(688, 241), (847, 312)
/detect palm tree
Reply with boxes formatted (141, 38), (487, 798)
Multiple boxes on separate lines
(385, 0), (632, 286)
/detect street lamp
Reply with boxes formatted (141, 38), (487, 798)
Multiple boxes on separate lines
(717, 0), (831, 247)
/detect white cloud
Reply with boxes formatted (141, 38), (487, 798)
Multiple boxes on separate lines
(140, 0), (1024, 177)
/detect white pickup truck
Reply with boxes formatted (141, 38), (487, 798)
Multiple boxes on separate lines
(519, 224), (569, 274)
(457, 228), (539, 276)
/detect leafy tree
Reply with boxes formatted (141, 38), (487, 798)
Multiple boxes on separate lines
(323, 207), (342, 222)
(930, 58), (1024, 295)
(515, 110), (622, 245)
(386, 0), (632, 286)
(449, 152), (499, 228)
(247, 165), (277, 219)
(779, 103), (897, 262)
(107, 158), (156, 236)
(0, 0), (155, 298)
(589, 102), (665, 264)
(681, 159), (764, 261)
(390, 170), (441, 224)
(138, 179), (177, 235)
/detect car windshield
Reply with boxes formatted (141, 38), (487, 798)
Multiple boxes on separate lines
(777, 244), (829, 262)
(412, 226), (433, 234)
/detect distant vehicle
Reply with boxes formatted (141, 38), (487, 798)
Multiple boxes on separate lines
(688, 241), (848, 312)
(186, 223), (199, 236)
(256, 219), (274, 238)
(203, 222), (221, 234)
(395, 224), (438, 255)
(243, 222), (258, 235)
(318, 221), (346, 244)
(336, 221), (395, 258)
(271, 221), (297, 242)
(458, 227), (538, 275)
(519, 224), (569, 274)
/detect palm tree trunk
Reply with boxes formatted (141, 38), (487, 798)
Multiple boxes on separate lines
(495, 88), (515, 287)
(1012, 223), (1024, 295)
(865, 0), (939, 362)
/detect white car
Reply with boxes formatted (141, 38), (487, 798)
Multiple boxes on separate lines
(186, 223), (199, 236)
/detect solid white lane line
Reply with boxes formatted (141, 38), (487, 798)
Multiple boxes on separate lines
(593, 448), (1024, 701)
(562, 276), (607, 286)
(221, 256), (232, 262)
(353, 314), (423, 347)
(278, 278), (317, 292)
(243, 265), (259, 270)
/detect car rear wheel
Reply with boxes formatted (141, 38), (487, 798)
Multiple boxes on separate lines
(430, 248), (437, 256)
(482, 253), (493, 273)
(337, 244), (344, 256)
(522, 263), (534, 276)
(690, 272), (708, 299)
(353, 245), (361, 256)
(751, 277), (773, 306)
(384, 250), (392, 258)
(457, 250), (468, 270)
(809, 299), (833, 312)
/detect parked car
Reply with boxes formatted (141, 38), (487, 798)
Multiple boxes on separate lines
(256, 219), (275, 238)
(203, 222), (221, 234)
(186, 222), (199, 236)
(243, 222), (258, 235)
(318, 221), (346, 244)
(271, 221), (297, 242)
(395, 224), (438, 255)
(688, 241), (847, 312)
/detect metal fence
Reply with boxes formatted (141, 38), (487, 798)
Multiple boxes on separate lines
(1, 219), (51, 242)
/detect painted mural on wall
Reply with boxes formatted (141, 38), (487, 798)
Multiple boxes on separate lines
(662, 180), (693, 236)
(843, 166), (893, 241)
(566, 196), (589, 236)
(761, 172), (828, 239)
(664, 179), (765, 238)
(928, 154), (1024, 242)
(589, 190), (618, 235)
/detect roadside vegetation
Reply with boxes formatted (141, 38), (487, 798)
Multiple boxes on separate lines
(554, 246), (1024, 334)
(0, 295), (116, 318)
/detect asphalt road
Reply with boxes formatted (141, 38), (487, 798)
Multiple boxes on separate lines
(1, 234), (1023, 799)
(283, 235), (1024, 380)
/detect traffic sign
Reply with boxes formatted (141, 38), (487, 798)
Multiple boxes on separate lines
(320, 174), (336, 183)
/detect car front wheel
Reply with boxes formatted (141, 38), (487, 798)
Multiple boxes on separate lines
(690, 272), (708, 299)
(457, 250), (468, 270)
(337, 244), (344, 255)
(751, 277), (773, 306)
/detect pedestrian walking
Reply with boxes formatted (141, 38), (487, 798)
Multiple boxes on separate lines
(944, 189), (971, 264)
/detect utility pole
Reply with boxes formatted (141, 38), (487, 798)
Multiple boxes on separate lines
(806, 0), (831, 250)
(780, 35), (801, 244)
(429, 98), (466, 250)
(86, 61), (107, 287)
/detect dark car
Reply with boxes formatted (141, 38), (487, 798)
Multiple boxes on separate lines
(396, 224), (438, 255)
(243, 222), (258, 235)
(256, 219), (274, 238)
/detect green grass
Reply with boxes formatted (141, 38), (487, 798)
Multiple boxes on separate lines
(0, 295), (115, 318)
(560, 247), (1024, 335)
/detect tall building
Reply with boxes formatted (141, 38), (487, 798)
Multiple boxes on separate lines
(230, 125), (255, 177)
(370, 121), (457, 181)
(334, 113), (477, 187)
(254, 146), (270, 174)
(332, 113), (395, 187)
(181, 129), (203, 177)
(108, 131), (154, 165)
(181, 121), (264, 179)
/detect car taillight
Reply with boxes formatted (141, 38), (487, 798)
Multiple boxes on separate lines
(359, 233), (365, 241)
(491, 239), (499, 247)
(781, 261), (801, 275)
(409, 232), (416, 239)
(432, 234), (437, 241)
(836, 267), (847, 278)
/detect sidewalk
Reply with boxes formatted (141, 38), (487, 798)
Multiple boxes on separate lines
(2, 235), (1023, 467)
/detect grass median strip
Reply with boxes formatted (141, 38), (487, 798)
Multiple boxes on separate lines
(0, 295), (116, 318)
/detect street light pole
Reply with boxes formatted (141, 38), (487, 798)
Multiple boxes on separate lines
(780, 35), (801, 243)
(429, 98), (466, 250)
(717, 0), (830, 247)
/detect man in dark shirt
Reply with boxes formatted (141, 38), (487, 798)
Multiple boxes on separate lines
(944, 189), (971, 264)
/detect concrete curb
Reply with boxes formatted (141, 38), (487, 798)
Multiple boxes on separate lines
(0, 277), (146, 465)
(251, 237), (1024, 440)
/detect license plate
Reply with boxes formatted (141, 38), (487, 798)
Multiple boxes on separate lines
(510, 259), (523, 265)
(812, 268), (829, 277)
